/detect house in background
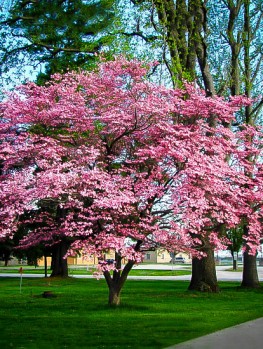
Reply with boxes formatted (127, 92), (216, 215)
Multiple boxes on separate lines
(37, 250), (115, 267)
(37, 249), (191, 267)
(142, 249), (191, 264)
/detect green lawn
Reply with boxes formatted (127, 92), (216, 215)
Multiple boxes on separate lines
(0, 266), (192, 277)
(0, 277), (262, 349)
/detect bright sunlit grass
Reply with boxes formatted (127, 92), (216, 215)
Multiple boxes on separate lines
(0, 277), (262, 349)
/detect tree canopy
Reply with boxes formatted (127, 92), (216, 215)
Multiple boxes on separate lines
(1, 0), (263, 296)
(1, 57), (262, 304)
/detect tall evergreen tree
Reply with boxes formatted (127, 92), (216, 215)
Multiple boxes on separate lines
(0, 0), (114, 84)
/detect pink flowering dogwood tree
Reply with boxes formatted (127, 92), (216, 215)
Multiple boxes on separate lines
(1, 57), (262, 304)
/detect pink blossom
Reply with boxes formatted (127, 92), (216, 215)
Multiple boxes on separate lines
(0, 56), (262, 275)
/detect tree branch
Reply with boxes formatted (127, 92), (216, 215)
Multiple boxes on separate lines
(121, 31), (158, 43)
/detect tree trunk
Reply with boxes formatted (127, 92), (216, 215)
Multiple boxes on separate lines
(103, 243), (142, 306)
(188, 246), (219, 292)
(104, 254), (136, 306)
(233, 258), (237, 271)
(50, 241), (69, 277)
(4, 256), (9, 267)
(108, 285), (121, 306)
(3, 249), (11, 266)
(153, 0), (183, 85)
(241, 251), (260, 288)
(239, 2), (260, 289)
(230, 251), (238, 270)
(44, 255), (48, 278)
(190, 0), (216, 97)
(104, 253), (125, 306)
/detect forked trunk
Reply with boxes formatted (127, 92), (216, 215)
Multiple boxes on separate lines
(241, 251), (260, 288)
(188, 246), (219, 293)
(104, 254), (136, 306)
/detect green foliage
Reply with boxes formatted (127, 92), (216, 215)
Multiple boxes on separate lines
(0, 278), (262, 348)
(29, 124), (68, 136)
(227, 225), (244, 255)
(29, 123), (90, 146)
(93, 119), (105, 133)
(1, 0), (115, 84)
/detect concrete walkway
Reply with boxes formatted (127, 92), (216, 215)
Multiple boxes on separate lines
(164, 317), (263, 349)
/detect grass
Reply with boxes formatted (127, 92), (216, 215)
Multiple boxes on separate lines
(0, 266), (192, 277)
(128, 269), (191, 276)
(0, 277), (262, 349)
(225, 267), (243, 272)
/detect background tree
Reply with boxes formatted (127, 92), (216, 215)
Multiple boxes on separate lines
(226, 226), (243, 270)
(122, 0), (263, 290)
(16, 200), (71, 277)
(0, 238), (14, 266)
(0, 0), (115, 85)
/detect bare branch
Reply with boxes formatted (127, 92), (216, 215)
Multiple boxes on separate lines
(121, 31), (158, 43)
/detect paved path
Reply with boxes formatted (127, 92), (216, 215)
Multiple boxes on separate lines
(164, 317), (263, 349)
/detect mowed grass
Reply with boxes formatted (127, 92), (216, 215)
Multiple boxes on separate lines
(71, 268), (191, 277)
(0, 277), (262, 349)
(0, 266), (192, 277)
